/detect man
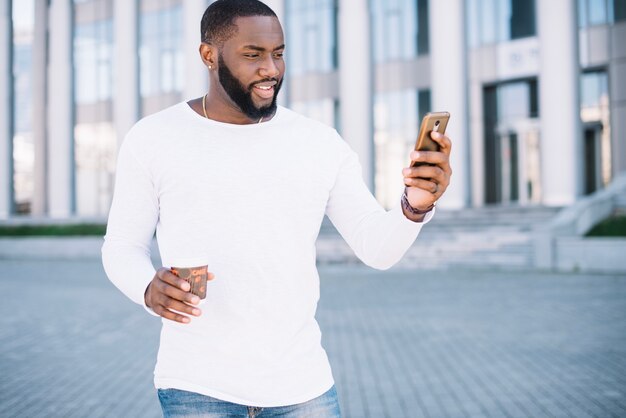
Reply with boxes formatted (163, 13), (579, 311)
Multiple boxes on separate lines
(102, 0), (452, 417)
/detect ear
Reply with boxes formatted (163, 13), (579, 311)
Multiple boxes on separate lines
(199, 43), (217, 69)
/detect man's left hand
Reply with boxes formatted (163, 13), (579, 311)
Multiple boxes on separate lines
(402, 131), (452, 211)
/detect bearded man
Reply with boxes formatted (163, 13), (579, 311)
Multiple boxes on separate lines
(102, 1), (452, 416)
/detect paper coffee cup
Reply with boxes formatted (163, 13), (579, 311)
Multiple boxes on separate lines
(170, 265), (208, 300)
(167, 256), (210, 302)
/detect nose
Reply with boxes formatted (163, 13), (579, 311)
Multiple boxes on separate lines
(259, 55), (280, 79)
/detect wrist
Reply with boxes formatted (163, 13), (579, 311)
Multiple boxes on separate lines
(402, 189), (435, 215)
(144, 282), (152, 308)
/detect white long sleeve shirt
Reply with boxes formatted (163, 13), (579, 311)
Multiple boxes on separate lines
(102, 102), (431, 407)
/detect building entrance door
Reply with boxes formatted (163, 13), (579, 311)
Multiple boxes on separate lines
(496, 120), (541, 205)
(583, 123), (603, 195)
(484, 79), (540, 205)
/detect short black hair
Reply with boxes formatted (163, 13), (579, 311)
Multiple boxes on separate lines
(201, 0), (277, 46)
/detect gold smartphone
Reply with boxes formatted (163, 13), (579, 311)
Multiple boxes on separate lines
(411, 111), (450, 167)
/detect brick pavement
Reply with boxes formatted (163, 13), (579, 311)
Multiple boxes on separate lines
(0, 260), (625, 417)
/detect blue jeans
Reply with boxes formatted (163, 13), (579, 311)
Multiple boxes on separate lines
(157, 386), (342, 418)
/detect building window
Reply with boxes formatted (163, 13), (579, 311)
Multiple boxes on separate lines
(374, 89), (430, 208)
(12, 0), (35, 214)
(418, 90), (431, 122)
(290, 99), (337, 128)
(371, 0), (429, 63)
(467, 0), (536, 47)
(74, 122), (117, 216)
(73, 7), (116, 216)
(580, 71), (611, 193)
(616, 0), (626, 21)
(139, 5), (184, 101)
(74, 20), (114, 104)
(510, 0), (536, 38)
(285, 0), (337, 76)
(578, 0), (626, 27)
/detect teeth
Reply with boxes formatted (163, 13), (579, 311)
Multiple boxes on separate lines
(256, 85), (272, 90)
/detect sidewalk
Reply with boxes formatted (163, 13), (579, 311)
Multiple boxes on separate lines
(1, 260), (625, 417)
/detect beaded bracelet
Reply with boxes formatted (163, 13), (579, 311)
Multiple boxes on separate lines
(402, 189), (435, 215)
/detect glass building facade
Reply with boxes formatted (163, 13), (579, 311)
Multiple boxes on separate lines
(285, 0), (337, 76)
(576, 0), (621, 195)
(290, 99), (337, 129)
(371, 0), (429, 62)
(74, 19), (113, 104)
(139, 1), (184, 115)
(285, 0), (338, 128)
(73, 1), (116, 216)
(467, 0), (536, 47)
(374, 90), (431, 208)
(467, 0), (543, 205)
(578, 0), (626, 26)
(370, 0), (430, 208)
(11, 0), (34, 214)
(3, 0), (626, 217)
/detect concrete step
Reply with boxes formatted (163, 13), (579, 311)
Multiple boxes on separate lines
(0, 207), (555, 271)
(316, 206), (551, 270)
(319, 206), (561, 236)
(315, 232), (534, 268)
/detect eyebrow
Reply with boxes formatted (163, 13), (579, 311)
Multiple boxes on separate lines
(242, 44), (285, 52)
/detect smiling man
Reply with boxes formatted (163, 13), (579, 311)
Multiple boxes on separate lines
(102, 0), (451, 417)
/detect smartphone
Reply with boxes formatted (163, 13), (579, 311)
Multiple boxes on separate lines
(411, 111), (450, 167)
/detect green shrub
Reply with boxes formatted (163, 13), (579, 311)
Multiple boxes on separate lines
(0, 224), (106, 236)
(586, 215), (626, 237)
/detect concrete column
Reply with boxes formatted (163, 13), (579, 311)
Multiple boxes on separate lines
(114, 0), (139, 149)
(338, 0), (374, 190)
(47, 0), (74, 218)
(31, 0), (48, 216)
(538, 0), (580, 206)
(429, 0), (470, 209)
(0, 0), (12, 219)
(183, 0), (208, 101)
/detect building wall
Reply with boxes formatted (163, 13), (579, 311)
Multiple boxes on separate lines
(606, 22), (626, 175)
(2, 0), (625, 219)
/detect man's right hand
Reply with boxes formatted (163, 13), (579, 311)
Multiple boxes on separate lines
(145, 268), (212, 324)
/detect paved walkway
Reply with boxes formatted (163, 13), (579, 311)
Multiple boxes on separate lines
(0, 260), (625, 417)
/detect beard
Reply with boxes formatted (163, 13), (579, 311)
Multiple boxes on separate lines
(218, 54), (282, 120)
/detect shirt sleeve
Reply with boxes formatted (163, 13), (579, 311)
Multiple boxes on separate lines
(325, 139), (434, 270)
(101, 137), (160, 316)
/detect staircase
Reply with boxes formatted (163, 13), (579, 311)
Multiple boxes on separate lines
(315, 206), (562, 270)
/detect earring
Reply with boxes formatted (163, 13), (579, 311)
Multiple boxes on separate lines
(208, 65), (212, 69)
